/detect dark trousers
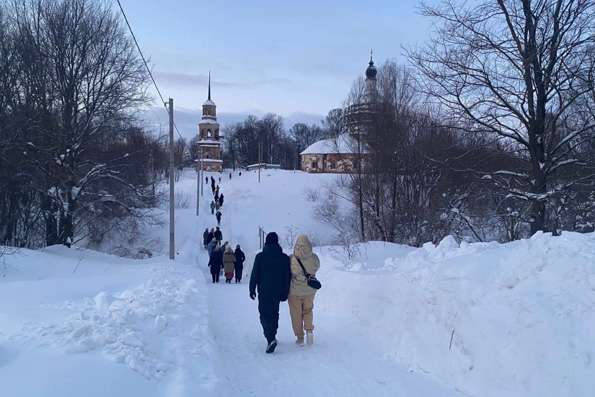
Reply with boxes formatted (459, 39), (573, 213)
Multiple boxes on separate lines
(211, 271), (220, 283)
(235, 266), (243, 282)
(258, 298), (280, 343)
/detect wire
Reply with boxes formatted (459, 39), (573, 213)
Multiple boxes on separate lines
(115, 0), (186, 142)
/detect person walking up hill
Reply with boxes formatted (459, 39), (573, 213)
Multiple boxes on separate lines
(202, 228), (210, 249)
(249, 232), (291, 354)
(209, 242), (224, 283)
(223, 244), (235, 283)
(214, 227), (222, 242)
(234, 245), (245, 283)
(288, 235), (320, 346)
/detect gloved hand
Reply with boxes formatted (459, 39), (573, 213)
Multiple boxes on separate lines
(250, 292), (256, 300)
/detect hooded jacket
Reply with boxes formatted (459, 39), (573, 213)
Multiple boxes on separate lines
(249, 234), (291, 301)
(289, 235), (320, 296)
(223, 246), (235, 273)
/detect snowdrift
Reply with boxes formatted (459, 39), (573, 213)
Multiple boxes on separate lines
(318, 231), (595, 397)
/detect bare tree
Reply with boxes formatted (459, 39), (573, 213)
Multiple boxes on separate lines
(410, 0), (595, 234)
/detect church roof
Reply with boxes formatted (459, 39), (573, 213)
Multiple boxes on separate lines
(300, 133), (365, 155)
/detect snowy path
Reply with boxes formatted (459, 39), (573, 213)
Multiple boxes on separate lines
(204, 279), (465, 397)
(195, 171), (465, 397)
(5, 169), (589, 396)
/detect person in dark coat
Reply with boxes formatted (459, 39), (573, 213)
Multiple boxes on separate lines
(239, 171), (242, 176)
(249, 232), (291, 353)
(234, 245), (246, 283)
(205, 176), (209, 184)
(219, 194), (224, 207)
(208, 243), (223, 283)
(207, 237), (217, 257)
(216, 210), (222, 226)
(210, 200), (216, 214)
(214, 191), (219, 202)
(202, 228), (210, 249)
(214, 226), (222, 242)
(229, 172), (232, 180)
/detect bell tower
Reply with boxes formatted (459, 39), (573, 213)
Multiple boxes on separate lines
(197, 72), (223, 171)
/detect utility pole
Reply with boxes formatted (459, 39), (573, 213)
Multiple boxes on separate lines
(196, 146), (203, 216)
(196, 165), (202, 216)
(168, 98), (175, 260)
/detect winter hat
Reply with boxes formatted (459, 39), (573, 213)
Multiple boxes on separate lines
(265, 232), (279, 245)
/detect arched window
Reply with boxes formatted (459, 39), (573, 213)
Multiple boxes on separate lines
(207, 129), (212, 138)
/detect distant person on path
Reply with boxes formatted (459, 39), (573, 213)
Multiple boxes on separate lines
(210, 200), (216, 214)
(216, 210), (222, 226)
(205, 176), (208, 184)
(239, 171), (242, 176)
(288, 235), (320, 346)
(223, 244), (235, 283)
(218, 176), (221, 183)
(208, 242), (223, 283)
(219, 193), (224, 207)
(234, 245), (245, 283)
(207, 234), (217, 257)
(214, 226), (222, 242)
(249, 232), (291, 354)
(229, 172), (232, 179)
(214, 191), (219, 202)
(202, 228), (210, 249)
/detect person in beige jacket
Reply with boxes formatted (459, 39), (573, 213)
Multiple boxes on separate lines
(223, 244), (235, 284)
(288, 234), (320, 346)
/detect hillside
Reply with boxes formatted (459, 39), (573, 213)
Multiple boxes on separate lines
(1, 169), (593, 397)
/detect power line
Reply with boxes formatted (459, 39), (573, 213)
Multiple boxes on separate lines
(115, 0), (185, 142)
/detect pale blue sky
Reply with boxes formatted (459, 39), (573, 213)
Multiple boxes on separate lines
(118, 0), (429, 117)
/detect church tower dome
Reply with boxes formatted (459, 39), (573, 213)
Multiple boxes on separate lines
(365, 51), (377, 80)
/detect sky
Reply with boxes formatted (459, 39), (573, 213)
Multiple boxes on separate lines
(118, 0), (431, 123)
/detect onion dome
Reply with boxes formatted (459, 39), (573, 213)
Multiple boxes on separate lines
(365, 53), (377, 80)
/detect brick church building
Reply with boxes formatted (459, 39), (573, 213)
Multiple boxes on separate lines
(300, 54), (377, 173)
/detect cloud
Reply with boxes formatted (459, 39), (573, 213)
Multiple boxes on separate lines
(154, 71), (291, 89)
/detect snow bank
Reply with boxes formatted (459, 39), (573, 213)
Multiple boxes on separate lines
(1, 244), (218, 395)
(318, 231), (595, 397)
(17, 269), (205, 380)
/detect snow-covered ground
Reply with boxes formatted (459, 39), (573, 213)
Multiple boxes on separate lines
(1, 168), (593, 397)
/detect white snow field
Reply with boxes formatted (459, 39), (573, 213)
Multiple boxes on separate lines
(1, 168), (594, 397)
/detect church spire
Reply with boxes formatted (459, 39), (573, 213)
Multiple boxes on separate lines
(208, 71), (211, 101)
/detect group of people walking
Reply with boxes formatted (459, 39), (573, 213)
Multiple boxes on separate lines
(202, 171), (320, 354)
(204, 232), (246, 284)
(203, 173), (246, 284)
(208, 176), (224, 226)
(249, 232), (320, 353)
